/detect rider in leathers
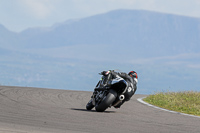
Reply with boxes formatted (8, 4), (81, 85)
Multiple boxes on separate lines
(101, 70), (138, 108)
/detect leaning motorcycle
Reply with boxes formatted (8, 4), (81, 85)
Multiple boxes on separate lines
(86, 72), (128, 112)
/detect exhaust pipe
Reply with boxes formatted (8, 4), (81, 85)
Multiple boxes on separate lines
(113, 95), (125, 107)
(119, 95), (125, 101)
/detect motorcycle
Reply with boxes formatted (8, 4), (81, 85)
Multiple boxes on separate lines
(86, 72), (128, 112)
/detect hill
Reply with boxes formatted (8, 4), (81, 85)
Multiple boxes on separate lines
(0, 9), (200, 94)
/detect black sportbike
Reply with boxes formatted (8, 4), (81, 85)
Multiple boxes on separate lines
(86, 72), (129, 112)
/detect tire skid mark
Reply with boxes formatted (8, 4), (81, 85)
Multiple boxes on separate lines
(0, 86), (200, 133)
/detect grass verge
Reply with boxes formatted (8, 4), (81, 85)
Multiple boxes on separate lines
(143, 91), (200, 116)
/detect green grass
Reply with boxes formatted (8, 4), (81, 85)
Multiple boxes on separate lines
(143, 91), (200, 116)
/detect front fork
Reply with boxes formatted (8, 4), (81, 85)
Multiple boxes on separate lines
(92, 90), (108, 106)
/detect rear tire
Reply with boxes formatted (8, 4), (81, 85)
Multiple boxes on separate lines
(95, 89), (117, 112)
(86, 99), (94, 110)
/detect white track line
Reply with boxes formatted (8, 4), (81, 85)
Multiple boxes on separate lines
(137, 97), (200, 119)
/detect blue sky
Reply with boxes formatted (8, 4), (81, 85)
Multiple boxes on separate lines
(1, 0), (200, 32)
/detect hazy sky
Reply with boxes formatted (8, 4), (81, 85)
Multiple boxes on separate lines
(1, 0), (200, 32)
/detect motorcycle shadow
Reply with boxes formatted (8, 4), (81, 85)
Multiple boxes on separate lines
(70, 108), (116, 113)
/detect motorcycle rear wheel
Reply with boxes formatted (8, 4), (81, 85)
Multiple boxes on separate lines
(95, 89), (117, 112)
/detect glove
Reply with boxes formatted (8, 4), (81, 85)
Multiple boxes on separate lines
(101, 71), (110, 76)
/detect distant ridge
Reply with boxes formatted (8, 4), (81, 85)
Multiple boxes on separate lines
(0, 9), (200, 93)
(1, 9), (200, 55)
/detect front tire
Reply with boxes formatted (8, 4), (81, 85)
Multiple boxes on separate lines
(95, 89), (117, 112)
(86, 99), (94, 110)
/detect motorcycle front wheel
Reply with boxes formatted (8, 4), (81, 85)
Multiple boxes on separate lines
(86, 99), (95, 110)
(95, 89), (117, 112)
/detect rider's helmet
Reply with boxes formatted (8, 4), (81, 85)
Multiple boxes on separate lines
(128, 71), (138, 78)
(128, 71), (138, 81)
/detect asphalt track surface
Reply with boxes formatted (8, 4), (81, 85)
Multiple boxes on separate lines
(0, 86), (199, 133)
